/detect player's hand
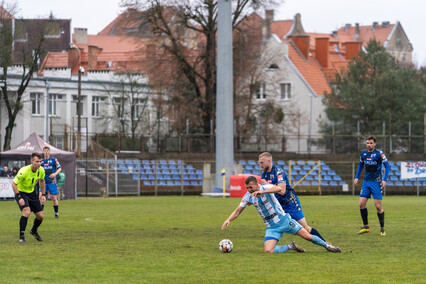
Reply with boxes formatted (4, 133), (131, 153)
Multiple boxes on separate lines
(251, 191), (262, 197)
(260, 179), (268, 185)
(353, 178), (358, 186)
(18, 198), (25, 206)
(40, 195), (46, 205)
(49, 173), (56, 178)
(221, 220), (230, 230)
(380, 181), (386, 189)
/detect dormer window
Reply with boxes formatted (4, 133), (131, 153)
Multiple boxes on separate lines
(269, 63), (279, 69)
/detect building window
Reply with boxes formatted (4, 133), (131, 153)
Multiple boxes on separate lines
(14, 19), (28, 41)
(114, 97), (126, 120)
(92, 96), (105, 117)
(72, 95), (85, 116)
(30, 93), (42, 115)
(280, 83), (291, 100)
(133, 98), (146, 119)
(254, 82), (266, 100)
(49, 94), (63, 116)
(44, 22), (60, 38)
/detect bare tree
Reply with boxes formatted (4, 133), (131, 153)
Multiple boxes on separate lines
(120, 0), (280, 135)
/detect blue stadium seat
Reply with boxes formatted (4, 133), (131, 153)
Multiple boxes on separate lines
(302, 165), (311, 171)
(302, 181), (310, 185)
(166, 181), (174, 186)
(277, 160), (285, 166)
(168, 160), (177, 165)
(324, 176), (332, 181)
(245, 165), (254, 170)
(243, 169), (252, 174)
(322, 165), (330, 171)
(132, 174), (138, 180)
(183, 175), (190, 180)
(171, 169), (180, 175)
(297, 160), (305, 165)
(311, 181), (319, 186)
(329, 181), (338, 186)
(394, 170), (401, 176)
(196, 170), (203, 175)
(247, 160), (256, 165)
(291, 170), (298, 176)
(158, 180), (167, 186)
(328, 170), (336, 176)
(174, 180), (182, 186)
(338, 181), (347, 186)
(185, 165), (195, 170)
(307, 160), (316, 166)
(404, 181), (413, 186)
(396, 161), (402, 166)
(305, 176), (313, 181)
(283, 165), (289, 171)
(395, 181), (403, 186)
(121, 169), (129, 174)
(239, 160), (247, 165)
(140, 175), (148, 180)
(143, 181), (152, 186)
(293, 165), (302, 171)
(190, 181), (198, 186)
(169, 165), (178, 170)
(386, 181), (394, 186)
(101, 159), (106, 164)
(159, 160), (167, 164)
(148, 174), (155, 180)
(183, 181), (191, 186)
(186, 169), (196, 175)
(387, 161), (394, 166)
(321, 181), (329, 186)
(390, 165), (399, 172)
(390, 176), (398, 181)
(333, 176), (342, 181)
(299, 170), (307, 176)
(117, 159), (125, 165)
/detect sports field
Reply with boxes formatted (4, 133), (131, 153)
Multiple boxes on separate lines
(1, 195), (425, 283)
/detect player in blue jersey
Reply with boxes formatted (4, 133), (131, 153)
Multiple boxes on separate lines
(221, 176), (341, 253)
(258, 152), (327, 242)
(354, 135), (389, 236)
(41, 146), (62, 218)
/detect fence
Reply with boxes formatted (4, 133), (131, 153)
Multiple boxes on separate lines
(75, 159), (426, 197)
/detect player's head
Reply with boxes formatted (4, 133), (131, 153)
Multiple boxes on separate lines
(245, 176), (259, 193)
(2, 165), (7, 171)
(258, 152), (273, 172)
(366, 136), (376, 152)
(30, 152), (43, 169)
(43, 146), (51, 158)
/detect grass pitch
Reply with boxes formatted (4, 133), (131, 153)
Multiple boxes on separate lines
(1, 195), (425, 283)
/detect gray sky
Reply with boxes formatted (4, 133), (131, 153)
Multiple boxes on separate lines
(14, 0), (426, 66)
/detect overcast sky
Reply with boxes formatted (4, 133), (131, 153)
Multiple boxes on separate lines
(14, 0), (426, 66)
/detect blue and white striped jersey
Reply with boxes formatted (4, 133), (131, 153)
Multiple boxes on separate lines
(239, 184), (287, 227)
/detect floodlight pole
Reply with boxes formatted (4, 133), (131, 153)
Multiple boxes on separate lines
(215, 0), (234, 191)
(70, 44), (82, 158)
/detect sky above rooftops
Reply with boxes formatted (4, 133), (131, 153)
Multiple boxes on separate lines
(14, 0), (426, 67)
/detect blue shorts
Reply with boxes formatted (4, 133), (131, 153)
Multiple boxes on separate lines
(282, 195), (305, 221)
(360, 180), (382, 200)
(45, 183), (59, 195)
(264, 214), (303, 242)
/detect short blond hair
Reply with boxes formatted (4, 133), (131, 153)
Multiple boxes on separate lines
(258, 152), (272, 159)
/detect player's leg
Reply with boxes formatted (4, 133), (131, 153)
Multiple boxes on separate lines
(372, 182), (385, 235)
(358, 182), (371, 234)
(52, 194), (59, 218)
(296, 227), (341, 253)
(265, 224), (305, 253)
(29, 196), (44, 241)
(18, 200), (31, 243)
(296, 217), (326, 241)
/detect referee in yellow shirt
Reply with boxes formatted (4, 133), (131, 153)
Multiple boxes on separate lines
(12, 153), (46, 243)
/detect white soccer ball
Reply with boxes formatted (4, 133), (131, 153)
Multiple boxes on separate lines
(219, 239), (233, 253)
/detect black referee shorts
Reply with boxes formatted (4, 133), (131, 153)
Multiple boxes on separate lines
(16, 190), (43, 213)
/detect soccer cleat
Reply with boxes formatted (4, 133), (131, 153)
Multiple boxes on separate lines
(380, 228), (386, 236)
(289, 241), (305, 253)
(55, 214), (59, 219)
(325, 242), (342, 253)
(30, 230), (43, 241)
(18, 236), (26, 243)
(358, 226), (370, 234)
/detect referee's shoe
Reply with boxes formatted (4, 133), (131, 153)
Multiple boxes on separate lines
(30, 230), (43, 241)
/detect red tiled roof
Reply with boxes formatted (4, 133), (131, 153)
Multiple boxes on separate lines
(288, 41), (332, 96)
(336, 24), (394, 45)
(270, 20), (293, 40)
(41, 52), (68, 68)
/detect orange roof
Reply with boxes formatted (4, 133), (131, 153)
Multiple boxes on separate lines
(41, 52), (69, 68)
(336, 24), (394, 45)
(270, 20), (293, 40)
(288, 41), (331, 96)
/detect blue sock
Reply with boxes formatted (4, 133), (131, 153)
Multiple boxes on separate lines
(274, 245), (290, 253)
(310, 228), (325, 241)
(311, 235), (327, 248)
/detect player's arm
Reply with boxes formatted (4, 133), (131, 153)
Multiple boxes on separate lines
(221, 206), (246, 230)
(381, 160), (390, 188)
(12, 182), (25, 206)
(39, 179), (46, 205)
(50, 159), (62, 178)
(354, 160), (364, 185)
(252, 185), (284, 197)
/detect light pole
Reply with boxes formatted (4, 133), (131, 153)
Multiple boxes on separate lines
(70, 44), (82, 158)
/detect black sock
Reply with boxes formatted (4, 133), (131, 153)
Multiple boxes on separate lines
(32, 218), (43, 232)
(377, 211), (385, 228)
(310, 228), (326, 241)
(360, 208), (368, 226)
(41, 204), (44, 211)
(54, 206), (58, 214)
(19, 216), (28, 238)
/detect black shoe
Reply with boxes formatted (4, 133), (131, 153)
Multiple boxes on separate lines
(30, 230), (43, 241)
(18, 236), (26, 243)
(55, 214), (59, 219)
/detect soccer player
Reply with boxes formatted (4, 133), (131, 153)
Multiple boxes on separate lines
(354, 135), (389, 236)
(41, 146), (62, 218)
(221, 176), (341, 253)
(12, 152), (46, 243)
(258, 152), (327, 241)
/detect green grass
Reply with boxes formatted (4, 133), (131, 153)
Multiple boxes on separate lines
(1, 196), (425, 283)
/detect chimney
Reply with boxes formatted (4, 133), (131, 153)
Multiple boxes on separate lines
(331, 30), (338, 38)
(88, 46), (100, 70)
(344, 23), (351, 31)
(264, 9), (274, 39)
(343, 42), (362, 60)
(372, 21), (378, 31)
(68, 48), (80, 73)
(287, 13), (310, 59)
(382, 21), (390, 28)
(315, 37), (329, 68)
(355, 23), (360, 35)
(74, 28), (88, 44)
